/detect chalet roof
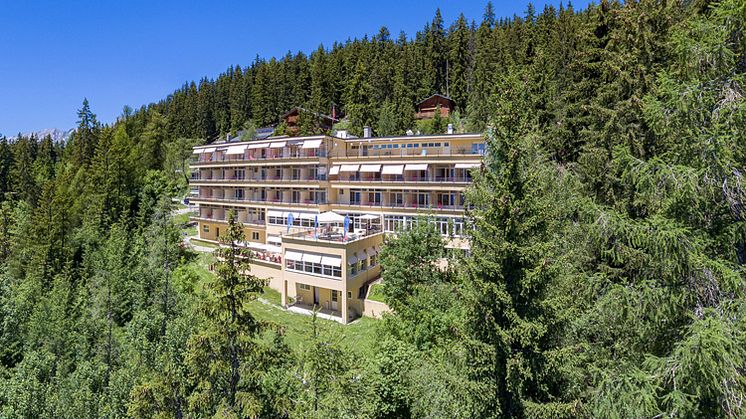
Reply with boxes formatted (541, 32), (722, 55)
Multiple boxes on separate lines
(282, 106), (339, 122)
(255, 127), (275, 140)
(415, 93), (455, 107)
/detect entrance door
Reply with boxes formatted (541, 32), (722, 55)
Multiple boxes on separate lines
(331, 290), (339, 310)
(313, 287), (320, 306)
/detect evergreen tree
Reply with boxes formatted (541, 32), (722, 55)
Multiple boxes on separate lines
(186, 210), (267, 417)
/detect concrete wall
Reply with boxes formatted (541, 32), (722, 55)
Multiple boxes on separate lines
(361, 299), (391, 319)
(249, 259), (282, 290)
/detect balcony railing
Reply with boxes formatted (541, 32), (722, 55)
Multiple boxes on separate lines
(331, 201), (466, 211)
(192, 196), (328, 207)
(191, 216), (266, 226)
(337, 148), (484, 159)
(283, 226), (385, 245)
(334, 176), (472, 184)
(190, 176), (327, 183)
(191, 150), (327, 165)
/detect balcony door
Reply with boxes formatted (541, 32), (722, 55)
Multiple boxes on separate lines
(331, 290), (339, 310)
(350, 190), (361, 205)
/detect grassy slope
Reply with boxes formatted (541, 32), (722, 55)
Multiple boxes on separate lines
(366, 284), (386, 303)
(187, 249), (379, 357)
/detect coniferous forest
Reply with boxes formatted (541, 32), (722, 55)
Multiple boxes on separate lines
(1, 0), (745, 417)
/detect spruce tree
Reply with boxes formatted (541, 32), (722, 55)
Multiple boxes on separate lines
(186, 210), (267, 416)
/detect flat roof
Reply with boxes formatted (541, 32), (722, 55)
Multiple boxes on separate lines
(193, 134), (326, 150)
(341, 132), (483, 143)
(192, 132), (484, 150)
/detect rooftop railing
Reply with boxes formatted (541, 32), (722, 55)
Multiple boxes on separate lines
(337, 147), (484, 159)
(191, 149), (327, 164)
(283, 226), (384, 244)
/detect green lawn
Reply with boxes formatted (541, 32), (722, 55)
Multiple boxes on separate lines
(186, 256), (379, 356)
(367, 283), (386, 303)
(173, 211), (193, 226)
(190, 238), (220, 249)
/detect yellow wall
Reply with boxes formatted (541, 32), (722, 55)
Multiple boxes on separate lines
(197, 221), (266, 243)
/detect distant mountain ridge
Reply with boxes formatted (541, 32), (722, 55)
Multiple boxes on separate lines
(7, 128), (73, 143)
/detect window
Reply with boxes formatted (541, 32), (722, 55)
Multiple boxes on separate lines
(298, 283), (311, 291)
(202, 225), (209, 233)
(286, 252), (342, 279)
(251, 232), (259, 241)
(347, 291), (352, 299)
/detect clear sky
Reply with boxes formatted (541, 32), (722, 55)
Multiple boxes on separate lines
(0, 0), (592, 136)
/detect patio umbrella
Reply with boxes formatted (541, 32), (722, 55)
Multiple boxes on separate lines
(317, 211), (345, 223)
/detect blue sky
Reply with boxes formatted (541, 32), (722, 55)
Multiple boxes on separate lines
(0, 0), (592, 136)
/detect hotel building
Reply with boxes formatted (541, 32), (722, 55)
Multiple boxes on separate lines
(189, 131), (484, 323)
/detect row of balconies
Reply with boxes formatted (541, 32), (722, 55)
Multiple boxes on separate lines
(191, 174), (328, 182)
(342, 146), (485, 159)
(195, 195), (328, 206)
(193, 196), (466, 211)
(334, 174), (472, 183)
(192, 149), (327, 164)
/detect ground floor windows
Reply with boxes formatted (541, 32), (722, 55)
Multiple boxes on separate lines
(297, 283), (311, 291)
(202, 224), (210, 233)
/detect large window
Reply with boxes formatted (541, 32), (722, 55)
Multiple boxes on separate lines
(286, 253), (342, 279)
(384, 215), (465, 237)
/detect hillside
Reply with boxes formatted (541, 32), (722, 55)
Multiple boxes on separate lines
(0, 1), (743, 418)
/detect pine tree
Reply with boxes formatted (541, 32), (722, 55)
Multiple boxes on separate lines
(186, 210), (267, 416)
(447, 13), (473, 111)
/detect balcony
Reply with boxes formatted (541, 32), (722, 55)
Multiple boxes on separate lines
(190, 175), (327, 184)
(331, 201), (466, 212)
(333, 175), (472, 184)
(284, 226), (384, 245)
(337, 147), (483, 159)
(192, 196), (328, 207)
(190, 215), (266, 226)
(191, 150), (327, 166)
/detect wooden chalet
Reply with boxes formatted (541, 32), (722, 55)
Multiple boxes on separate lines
(282, 107), (338, 136)
(415, 94), (455, 120)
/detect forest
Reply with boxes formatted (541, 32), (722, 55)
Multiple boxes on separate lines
(0, 0), (744, 417)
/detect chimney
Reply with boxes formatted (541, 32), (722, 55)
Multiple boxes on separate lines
(447, 124), (454, 134)
(363, 126), (372, 138)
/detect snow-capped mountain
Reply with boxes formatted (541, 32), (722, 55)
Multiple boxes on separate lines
(7, 128), (74, 143)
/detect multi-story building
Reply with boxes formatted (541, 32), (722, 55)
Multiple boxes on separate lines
(189, 131), (484, 323)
